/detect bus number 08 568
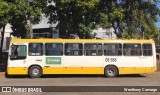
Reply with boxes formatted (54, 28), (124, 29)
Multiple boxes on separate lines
(105, 58), (117, 62)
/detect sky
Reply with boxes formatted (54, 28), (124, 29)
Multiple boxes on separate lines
(155, 2), (160, 28)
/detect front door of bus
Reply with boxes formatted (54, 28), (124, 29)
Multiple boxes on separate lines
(9, 44), (27, 74)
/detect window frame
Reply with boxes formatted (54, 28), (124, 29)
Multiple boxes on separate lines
(104, 43), (122, 56)
(123, 43), (142, 56)
(45, 43), (63, 56)
(28, 43), (43, 56)
(64, 43), (83, 56)
(142, 43), (153, 56)
(10, 45), (27, 60)
(84, 43), (103, 56)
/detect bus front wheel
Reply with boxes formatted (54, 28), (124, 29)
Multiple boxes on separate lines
(29, 66), (42, 78)
(104, 66), (118, 78)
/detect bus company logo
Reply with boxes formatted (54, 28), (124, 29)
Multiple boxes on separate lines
(47, 58), (51, 63)
(2, 87), (12, 92)
(46, 57), (61, 64)
(52, 59), (61, 62)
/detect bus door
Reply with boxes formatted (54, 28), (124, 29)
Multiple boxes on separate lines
(122, 43), (143, 73)
(142, 44), (154, 71)
(9, 44), (27, 68)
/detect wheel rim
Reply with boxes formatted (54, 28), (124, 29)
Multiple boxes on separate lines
(32, 69), (40, 77)
(107, 68), (115, 76)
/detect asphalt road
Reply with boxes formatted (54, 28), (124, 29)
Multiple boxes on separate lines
(0, 76), (159, 86)
(0, 75), (160, 95)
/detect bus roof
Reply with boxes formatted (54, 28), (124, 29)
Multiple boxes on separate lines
(10, 39), (154, 43)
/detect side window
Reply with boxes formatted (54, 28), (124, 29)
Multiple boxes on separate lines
(84, 43), (102, 56)
(65, 43), (83, 56)
(11, 45), (26, 60)
(123, 44), (141, 56)
(45, 43), (63, 56)
(143, 44), (152, 56)
(104, 43), (122, 56)
(29, 43), (43, 56)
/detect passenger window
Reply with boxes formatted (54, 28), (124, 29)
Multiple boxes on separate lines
(65, 43), (83, 56)
(29, 43), (43, 56)
(123, 44), (141, 56)
(143, 44), (152, 56)
(84, 43), (102, 56)
(10, 45), (26, 60)
(45, 43), (63, 56)
(104, 43), (122, 56)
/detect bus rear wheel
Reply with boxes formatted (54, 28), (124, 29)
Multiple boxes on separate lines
(29, 66), (42, 78)
(104, 66), (118, 78)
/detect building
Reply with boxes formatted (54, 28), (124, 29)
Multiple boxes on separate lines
(0, 24), (12, 52)
(33, 14), (59, 38)
(93, 27), (117, 39)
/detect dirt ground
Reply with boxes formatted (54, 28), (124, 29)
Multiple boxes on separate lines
(157, 61), (160, 71)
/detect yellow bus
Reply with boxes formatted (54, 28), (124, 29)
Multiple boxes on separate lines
(7, 39), (157, 78)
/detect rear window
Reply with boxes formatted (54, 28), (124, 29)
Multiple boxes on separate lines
(143, 44), (152, 56)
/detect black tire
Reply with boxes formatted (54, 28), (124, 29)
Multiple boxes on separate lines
(5, 71), (11, 78)
(29, 66), (42, 78)
(104, 66), (118, 78)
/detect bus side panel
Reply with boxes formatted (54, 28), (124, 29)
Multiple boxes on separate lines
(66, 56), (103, 74)
(43, 56), (104, 74)
(7, 67), (28, 75)
(104, 56), (146, 74)
(43, 67), (104, 74)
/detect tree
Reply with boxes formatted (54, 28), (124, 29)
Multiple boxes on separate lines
(0, 0), (11, 64)
(43, 0), (101, 38)
(42, 0), (160, 39)
(0, 0), (41, 42)
(0, 1), (10, 27)
(0, 0), (41, 64)
(121, 0), (160, 39)
(8, 0), (41, 38)
(99, 0), (160, 39)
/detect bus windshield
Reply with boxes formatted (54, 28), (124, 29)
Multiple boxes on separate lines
(10, 45), (27, 60)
